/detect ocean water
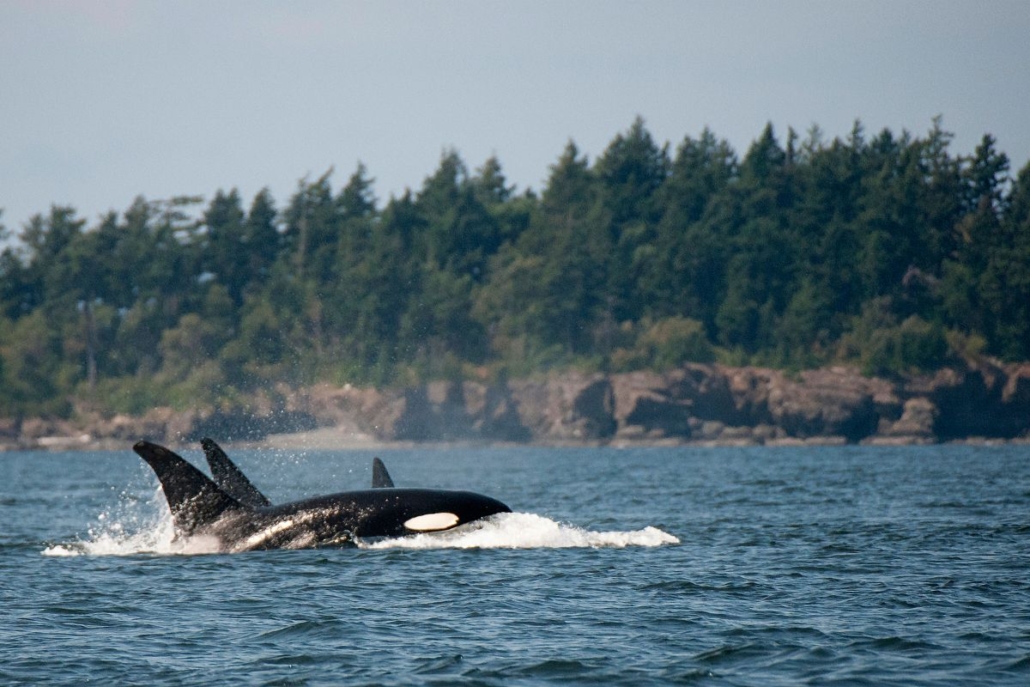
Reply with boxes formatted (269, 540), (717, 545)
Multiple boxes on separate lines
(1, 444), (1029, 685)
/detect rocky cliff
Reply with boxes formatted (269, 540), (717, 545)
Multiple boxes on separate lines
(4, 361), (1029, 450)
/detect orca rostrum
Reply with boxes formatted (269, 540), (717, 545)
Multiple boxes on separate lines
(133, 439), (511, 552)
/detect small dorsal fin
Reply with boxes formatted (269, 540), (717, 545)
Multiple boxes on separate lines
(200, 438), (271, 508)
(133, 440), (243, 537)
(372, 457), (395, 488)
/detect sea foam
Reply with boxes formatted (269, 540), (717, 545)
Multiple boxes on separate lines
(360, 512), (680, 550)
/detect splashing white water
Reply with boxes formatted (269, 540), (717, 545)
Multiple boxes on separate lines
(42, 515), (174, 557)
(41, 486), (209, 557)
(360, 512), (680, 550)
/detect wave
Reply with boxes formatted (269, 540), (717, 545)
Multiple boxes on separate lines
(42, 512), (182, 557)
(42, 487), (189, 557)
(359, 512), (680, 550)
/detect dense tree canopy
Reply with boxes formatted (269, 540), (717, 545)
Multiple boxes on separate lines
(1, 117), (1028, 416)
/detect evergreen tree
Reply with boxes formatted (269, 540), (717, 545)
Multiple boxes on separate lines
(281, 170), (338, 283)
(241, 189), (281, 296)
(644, 129), (737, 331)
(979, 159), (1029, 359)
(595, 117), (670, 322)
(203, 189), (248, 306)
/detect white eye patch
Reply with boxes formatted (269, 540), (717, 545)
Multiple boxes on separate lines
(404, 512), (460, 532)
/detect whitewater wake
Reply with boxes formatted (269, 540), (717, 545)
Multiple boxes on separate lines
(360, 512), (679, 550)
(42, 486), (214, 557)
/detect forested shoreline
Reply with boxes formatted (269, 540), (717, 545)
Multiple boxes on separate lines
(1, 117), (1028, 421)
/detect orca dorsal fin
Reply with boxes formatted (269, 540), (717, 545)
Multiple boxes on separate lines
(372, 457), (395, 488)
(133, 440), (243, 537)
(200, 438), (272, 508)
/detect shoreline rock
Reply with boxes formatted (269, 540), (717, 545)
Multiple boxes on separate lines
(3, 361), (1029, 451)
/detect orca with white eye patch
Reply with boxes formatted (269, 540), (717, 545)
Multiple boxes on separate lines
(133, 439), (511, 553)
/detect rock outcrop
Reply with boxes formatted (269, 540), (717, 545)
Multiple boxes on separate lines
(4, 361), (1029, 450)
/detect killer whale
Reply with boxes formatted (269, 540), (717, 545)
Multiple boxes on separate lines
(133, 439), (511, 552)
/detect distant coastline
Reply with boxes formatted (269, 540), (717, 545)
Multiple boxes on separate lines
(4, 360), (1028, 452)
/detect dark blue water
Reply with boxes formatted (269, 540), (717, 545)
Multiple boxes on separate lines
(2, 444), (1029, 685)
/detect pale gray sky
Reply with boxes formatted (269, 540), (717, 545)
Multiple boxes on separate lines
(2, 0), (1028, 233)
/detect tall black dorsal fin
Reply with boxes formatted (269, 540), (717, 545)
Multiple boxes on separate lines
(200, 438), (272, 508)
(133, 440), (243, 537)
(372, 457), (395, 488)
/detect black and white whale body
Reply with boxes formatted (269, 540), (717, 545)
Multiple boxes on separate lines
(133, 439), (511, 552)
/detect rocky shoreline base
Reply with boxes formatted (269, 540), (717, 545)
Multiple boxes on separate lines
(4, 361), (1030, 451)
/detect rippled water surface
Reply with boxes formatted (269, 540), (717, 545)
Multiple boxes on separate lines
(2, 444), (1029, 685)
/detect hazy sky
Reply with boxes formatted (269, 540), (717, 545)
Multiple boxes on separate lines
(2, 1), (1028, 234)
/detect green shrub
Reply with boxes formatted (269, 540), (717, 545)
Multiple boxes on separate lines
(612, 317), (715, 371)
